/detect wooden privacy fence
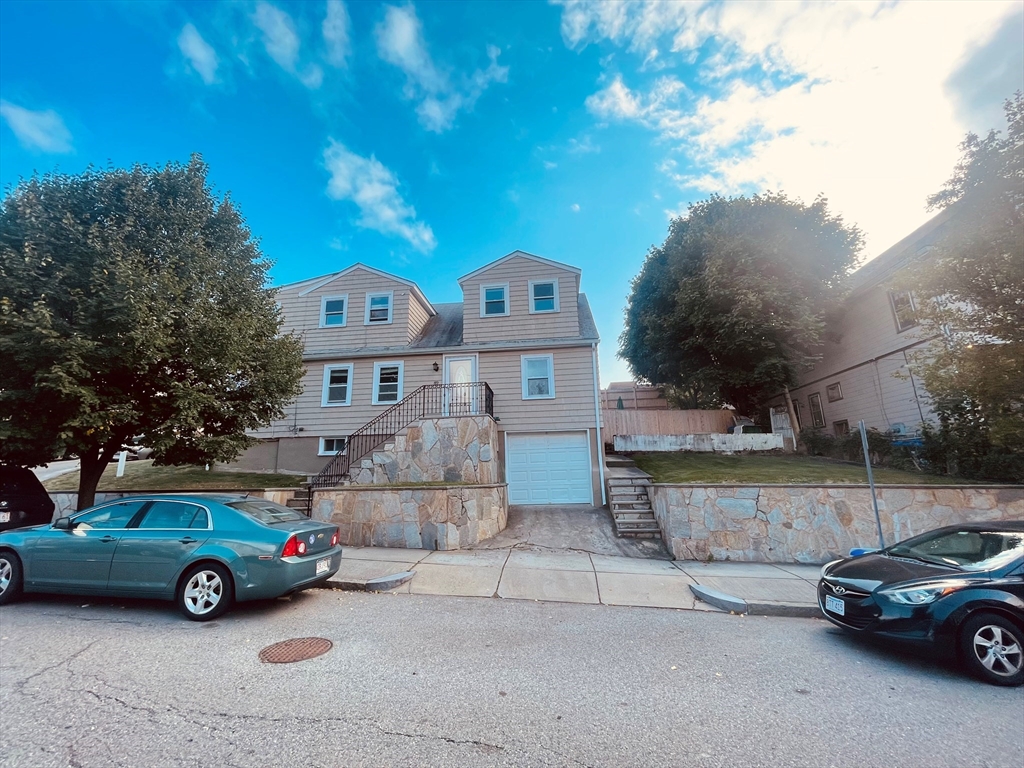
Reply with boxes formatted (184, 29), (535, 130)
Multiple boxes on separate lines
(602, 409), (736, 437)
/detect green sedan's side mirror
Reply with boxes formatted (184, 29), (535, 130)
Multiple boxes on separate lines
(53, 517), (72, 530)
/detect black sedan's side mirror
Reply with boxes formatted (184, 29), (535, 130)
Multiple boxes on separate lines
(53, 517), (72, 530)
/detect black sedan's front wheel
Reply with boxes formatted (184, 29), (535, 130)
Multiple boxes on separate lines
(176, 563), (233, 622)
(960, 613), (1024, 687)
(0, 551), (23, 605)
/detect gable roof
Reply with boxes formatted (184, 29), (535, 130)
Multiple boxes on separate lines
(290, 263), (435, 315)
(457, 250), (582, 284)
(848, 206), (956, 295)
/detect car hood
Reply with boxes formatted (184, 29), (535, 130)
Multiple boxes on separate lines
(825, 553), (959, 591)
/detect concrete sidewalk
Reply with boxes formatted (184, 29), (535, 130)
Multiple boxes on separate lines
(325, 547), (822, 617)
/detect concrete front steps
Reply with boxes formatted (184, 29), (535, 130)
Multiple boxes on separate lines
(606, 468), (661, 539)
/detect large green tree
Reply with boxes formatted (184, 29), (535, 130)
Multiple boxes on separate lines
(902, 93), (1024, 480)
(620, 192), (863, 417)
(0, 156), (305, 508)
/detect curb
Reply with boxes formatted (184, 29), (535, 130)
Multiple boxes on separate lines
(327, 570), (416, 592)
(689, 584), (818, 618)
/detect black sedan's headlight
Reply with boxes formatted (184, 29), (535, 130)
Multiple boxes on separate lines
(879, 579), (985, 605)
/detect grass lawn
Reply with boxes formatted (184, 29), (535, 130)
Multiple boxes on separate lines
(44, 460), (305, 492)
(630, 452), (967, 485)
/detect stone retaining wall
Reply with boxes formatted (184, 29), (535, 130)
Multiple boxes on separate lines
(613, 433), (784, 452)
(311, 484), (507, 550)
(349, 415), (499, 486)
(650, 484), (1024, 564)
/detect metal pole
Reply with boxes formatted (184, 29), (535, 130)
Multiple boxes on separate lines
(859, 420), (885, 549)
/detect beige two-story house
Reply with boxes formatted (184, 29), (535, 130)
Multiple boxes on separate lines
(231, 251), (606, 506)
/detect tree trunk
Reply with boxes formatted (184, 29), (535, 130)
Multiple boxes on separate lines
(76, 438), (123, 510)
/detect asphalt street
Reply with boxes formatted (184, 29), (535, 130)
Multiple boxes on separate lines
(1, 590), (1021, 768)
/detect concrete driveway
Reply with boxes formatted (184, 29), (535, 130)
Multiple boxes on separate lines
(469, 504), (672, 559)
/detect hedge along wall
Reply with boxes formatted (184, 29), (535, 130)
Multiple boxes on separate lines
(649, 484), (1024, 564)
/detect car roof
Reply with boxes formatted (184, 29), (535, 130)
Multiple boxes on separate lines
(930, 521), (1024, 533)
(90, 493), (252, 505)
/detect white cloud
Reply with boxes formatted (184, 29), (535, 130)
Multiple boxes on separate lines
(570, 203), (581, 212)
(568, 134), (602, 154)
(323, 140), (436, 252)
(0, 100), (72, 153)
(544, 160), (558, 170)
(375, 4), (508, 132)
(253, 1), (322, 89)
(565, 0), (1022, 255)
(177, 24), (219, 85)
(323, 0), (352, 68)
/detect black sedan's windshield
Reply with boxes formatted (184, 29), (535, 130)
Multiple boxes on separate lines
(887, 529), (1024, 572)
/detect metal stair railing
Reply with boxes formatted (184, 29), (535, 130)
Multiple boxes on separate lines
(305, 381), (494, 514)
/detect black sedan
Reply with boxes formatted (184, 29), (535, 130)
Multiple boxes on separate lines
(819, 522), (1024, 686)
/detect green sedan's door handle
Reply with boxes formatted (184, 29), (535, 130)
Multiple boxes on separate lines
(99, 535), (117, 543)
(179, 536), (197, 544)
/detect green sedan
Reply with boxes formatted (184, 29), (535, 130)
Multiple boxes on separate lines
(0, 494), (342, 621)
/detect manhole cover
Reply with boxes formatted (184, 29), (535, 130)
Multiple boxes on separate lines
(259, 637), (333, 664)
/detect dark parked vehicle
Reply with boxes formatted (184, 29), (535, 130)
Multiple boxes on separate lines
(0, 494), (341, 621)
(0, 464), (56, 532)
(819, 522), (1024, 686)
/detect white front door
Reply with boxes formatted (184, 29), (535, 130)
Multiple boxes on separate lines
(506, 432), (593, 505)
(444, 355), (478, 416)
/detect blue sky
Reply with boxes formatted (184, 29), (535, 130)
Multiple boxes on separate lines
(1, 1), (1021, 383)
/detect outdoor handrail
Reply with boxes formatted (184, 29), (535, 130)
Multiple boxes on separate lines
(308, 382), (494, 497)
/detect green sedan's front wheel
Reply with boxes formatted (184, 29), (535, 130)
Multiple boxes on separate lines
(177, 563), (233, 622)
(0, 552), (24, 606)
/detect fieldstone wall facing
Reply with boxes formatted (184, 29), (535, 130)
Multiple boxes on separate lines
(650, 484), (1024, 564)
(347, 416), (499, 486)
(311, 484), (508, 550)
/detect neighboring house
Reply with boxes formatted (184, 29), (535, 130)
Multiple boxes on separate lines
(230, 251), (606, 506)
(775, 208), (956, 437)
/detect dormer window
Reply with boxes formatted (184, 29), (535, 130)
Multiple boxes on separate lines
(529, 280), (559, 313)
(365, 292), (393, 325)
(319, 295), (347, 327)
(480, 283), (510, 317)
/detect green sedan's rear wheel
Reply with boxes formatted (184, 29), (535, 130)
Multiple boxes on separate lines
(960, 613), (1024, 687)
(0, 552), (24, 606)
(176, 563), (233, 622)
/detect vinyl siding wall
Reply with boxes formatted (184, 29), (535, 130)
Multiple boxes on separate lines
(460, 256), (581, 343)
(789, 283), (935, 435)
(275, 268), (423, 352)
(251, 344), (599, 439)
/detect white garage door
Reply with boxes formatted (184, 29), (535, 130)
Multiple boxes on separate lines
(506, 432), (592, 505)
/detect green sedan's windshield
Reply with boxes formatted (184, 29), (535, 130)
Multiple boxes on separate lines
(887, 529), (1024, 571)
(227, 499), (307, 524)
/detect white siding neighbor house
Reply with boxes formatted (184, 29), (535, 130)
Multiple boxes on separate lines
(777, 208), (957, 437)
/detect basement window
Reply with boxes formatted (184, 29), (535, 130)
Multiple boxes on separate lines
(319, 437), (348, 456)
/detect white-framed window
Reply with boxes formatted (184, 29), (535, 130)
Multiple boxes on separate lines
(364, 291), (394, 325)
(528, 279), (559, 314)
(321, 364), (353, 407)
(826, 382), (843, 402)
(808, 392), (826, 428)
(372, 361), (404, 405)
(318, 436), (348, 456)
(479, 283), (510, 317)
(319, 295), (348, 327)
(521, 354), (555, 399)
(888, 289), (918, 333)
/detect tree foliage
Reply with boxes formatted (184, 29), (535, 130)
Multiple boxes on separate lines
(620, 193), (863, 416)
(901, 93), (1024, 481)
(0, 156), (305, 508)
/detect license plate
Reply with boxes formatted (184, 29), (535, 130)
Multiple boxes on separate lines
(0, 512), (9, 523)
(825, 594), (845, 616)
(316, 557), (330, 575)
